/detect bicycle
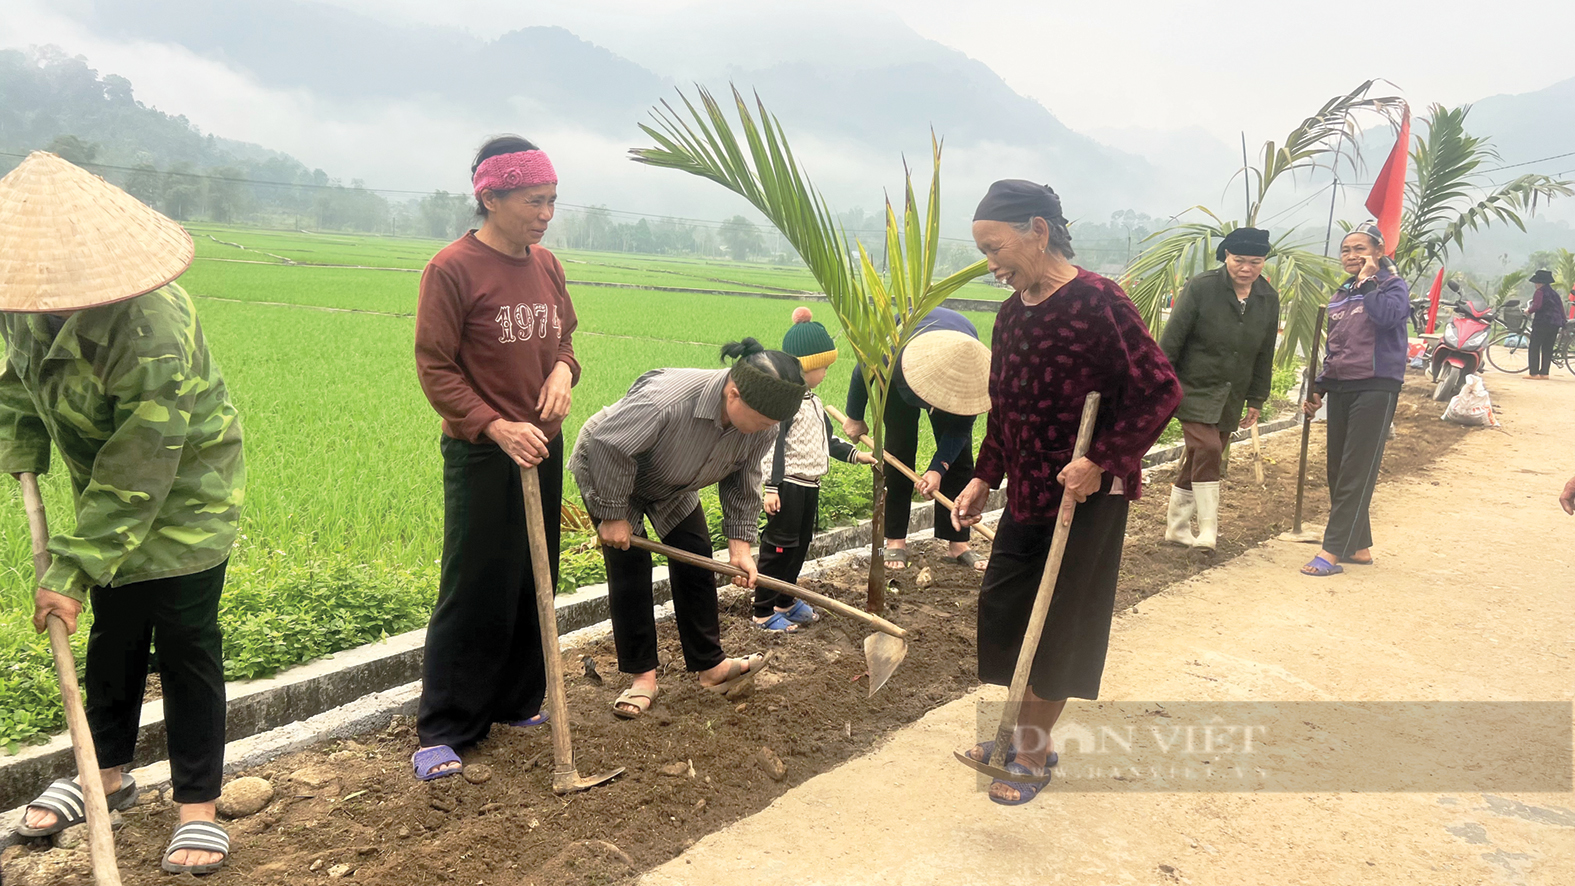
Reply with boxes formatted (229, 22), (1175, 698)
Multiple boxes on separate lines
(1485, 306), (1530, 375)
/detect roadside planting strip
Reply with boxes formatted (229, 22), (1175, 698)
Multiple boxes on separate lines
(0, 419), (1300, 834)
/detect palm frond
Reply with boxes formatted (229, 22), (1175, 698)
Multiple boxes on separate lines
(1269, 242), (1344, 367)
(632, 85), (986, 612)
(1243, 81), (1405, 224)
(1396, 104), (1575, 280)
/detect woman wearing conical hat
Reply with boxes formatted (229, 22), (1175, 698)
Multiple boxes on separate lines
(0, 152), (245, 876)
(838, 308), (993, 571)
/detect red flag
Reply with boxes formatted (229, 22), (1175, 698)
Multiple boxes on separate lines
(1424, 266), (1445, 334)
(1365, 105), (1411, 257)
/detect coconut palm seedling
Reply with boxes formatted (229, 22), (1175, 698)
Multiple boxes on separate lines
(1124, 81), (1406, 368)
(630, 85), (987, 613)
(1392, 104), (1572, 285)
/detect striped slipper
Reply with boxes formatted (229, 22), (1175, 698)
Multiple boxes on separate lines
(161, 819), (230, 875)
(15, 775), (138, 837)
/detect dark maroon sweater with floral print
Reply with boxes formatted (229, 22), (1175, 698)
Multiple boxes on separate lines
(975, 269), (1182, 524)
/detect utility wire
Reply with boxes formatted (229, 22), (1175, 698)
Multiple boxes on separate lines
(1, 150), (1144, 249)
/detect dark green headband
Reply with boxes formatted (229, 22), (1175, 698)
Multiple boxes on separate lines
(729, 361), (806, 423)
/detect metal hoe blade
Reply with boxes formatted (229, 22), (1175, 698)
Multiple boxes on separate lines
(863, 632), (908, 697)
(1277, 523), (1326, 544)
(553, 762), (626, 795)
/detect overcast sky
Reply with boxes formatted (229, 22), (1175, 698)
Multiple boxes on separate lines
(8, 0), (1571, 232)
(319, 0), (1571, 156)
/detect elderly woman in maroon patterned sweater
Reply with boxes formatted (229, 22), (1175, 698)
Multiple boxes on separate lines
(953, 180), (1183, 806)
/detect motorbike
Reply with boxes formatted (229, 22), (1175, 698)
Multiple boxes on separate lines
(1430, 291), (1511, 401)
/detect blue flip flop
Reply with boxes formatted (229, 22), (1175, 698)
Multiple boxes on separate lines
(504, 712), (549, 728)
(777, 599), (820, 625)
(754, 612), (799, 633)
(1300, 555), (1344, 577)
(989, 760), (1052, 806)
(412, 745), (462, 781)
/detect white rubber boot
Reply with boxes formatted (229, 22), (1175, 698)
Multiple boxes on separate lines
(1191, 482), (1220, 552)
(1163, 487), (1197, 547)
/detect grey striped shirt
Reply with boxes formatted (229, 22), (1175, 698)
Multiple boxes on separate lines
(569, 368), (773, 542)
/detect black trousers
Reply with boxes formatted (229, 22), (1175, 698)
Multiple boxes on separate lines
(86, 561), (228, 805)
(756, 483), (818, 617)
(1528, 324), (1559, 376)
(976, 498), (1129, 701)
(881, 394), (972, 543)
(417, 435), (560, 750)
(1322, 390), (1398, 559)
(600, 504), (725, 674)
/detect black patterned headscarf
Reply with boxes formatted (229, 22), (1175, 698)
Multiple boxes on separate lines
(973, 180), (1066, 225)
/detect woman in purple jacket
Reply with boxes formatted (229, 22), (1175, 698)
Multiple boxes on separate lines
(1526, 269), (1566, 380)
(1300, 222), (1411, 577)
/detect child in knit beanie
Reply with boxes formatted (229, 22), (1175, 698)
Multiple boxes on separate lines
(755, 308), (876, 631)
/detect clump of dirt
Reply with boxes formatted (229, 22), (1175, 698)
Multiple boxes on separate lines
(6, 548), (987, 886)
(3, 386), (1469, 886)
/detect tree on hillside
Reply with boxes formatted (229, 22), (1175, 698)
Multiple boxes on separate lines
(123, 162), (164, 207)
(44, 134), (98, 165)
(418, 190), (472, 239)
(204, 165), (251, 223)
(162, 162), (202, 220)
(719, 214), (763, 261)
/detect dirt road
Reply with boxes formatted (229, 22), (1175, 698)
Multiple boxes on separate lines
(640, 375), (1575, 886)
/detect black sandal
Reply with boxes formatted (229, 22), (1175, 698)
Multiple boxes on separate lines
(883, 547), (909, 569)
(162, 819), (230, 875)
(15, 776), (138, 838)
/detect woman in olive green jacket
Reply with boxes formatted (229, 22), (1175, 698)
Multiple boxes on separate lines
(1158, 227), (1279, 552)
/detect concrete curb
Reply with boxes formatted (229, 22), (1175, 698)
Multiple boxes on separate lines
(1141, 414), (1301, 469)
(0, 488), (1006, 814)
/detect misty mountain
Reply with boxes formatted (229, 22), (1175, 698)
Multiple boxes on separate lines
(55, 0), (1167, 219)
(0, 47), (315, 181)
(1465, 76), (1575, 186)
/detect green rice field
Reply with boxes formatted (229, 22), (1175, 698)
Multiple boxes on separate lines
(0, 224), (998, 750)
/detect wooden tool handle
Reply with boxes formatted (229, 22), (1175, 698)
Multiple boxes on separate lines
(620, 535), (908, 640)
(988, 392), (1100, 770)
(1292, 307), (1328, 534)
(822, 403), (996, 542)
(20, 474), (123, 886)
(519, 468), (578, 780)
(1249, 423), (1265, 484)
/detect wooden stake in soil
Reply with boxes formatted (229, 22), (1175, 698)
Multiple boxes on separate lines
(1281, 306), (1328, 544)
(520, 467), (624, 795)
(953, 392), (1099, 787)
(823, 402), (996, 542)
(19, 473), (124, 886)
(619, 535), (909, 695)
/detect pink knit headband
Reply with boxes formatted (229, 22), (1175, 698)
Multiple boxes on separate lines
(472, 150), (557, 197)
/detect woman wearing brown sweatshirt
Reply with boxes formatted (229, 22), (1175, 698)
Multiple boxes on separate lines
(410, 136), (580, 780)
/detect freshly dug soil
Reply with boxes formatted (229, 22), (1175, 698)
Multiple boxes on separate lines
(5, 386), (1470, 886)
(1115, 385), (1470, 610)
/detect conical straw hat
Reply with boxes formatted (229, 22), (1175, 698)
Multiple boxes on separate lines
(0, 151), (193, 313)
(901, 330), (992, 416)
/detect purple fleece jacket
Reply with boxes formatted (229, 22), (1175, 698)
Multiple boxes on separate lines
(1317, 268), (1411, 392)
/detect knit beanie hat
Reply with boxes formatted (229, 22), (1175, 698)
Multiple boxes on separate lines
(780, 307), (838, 371)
